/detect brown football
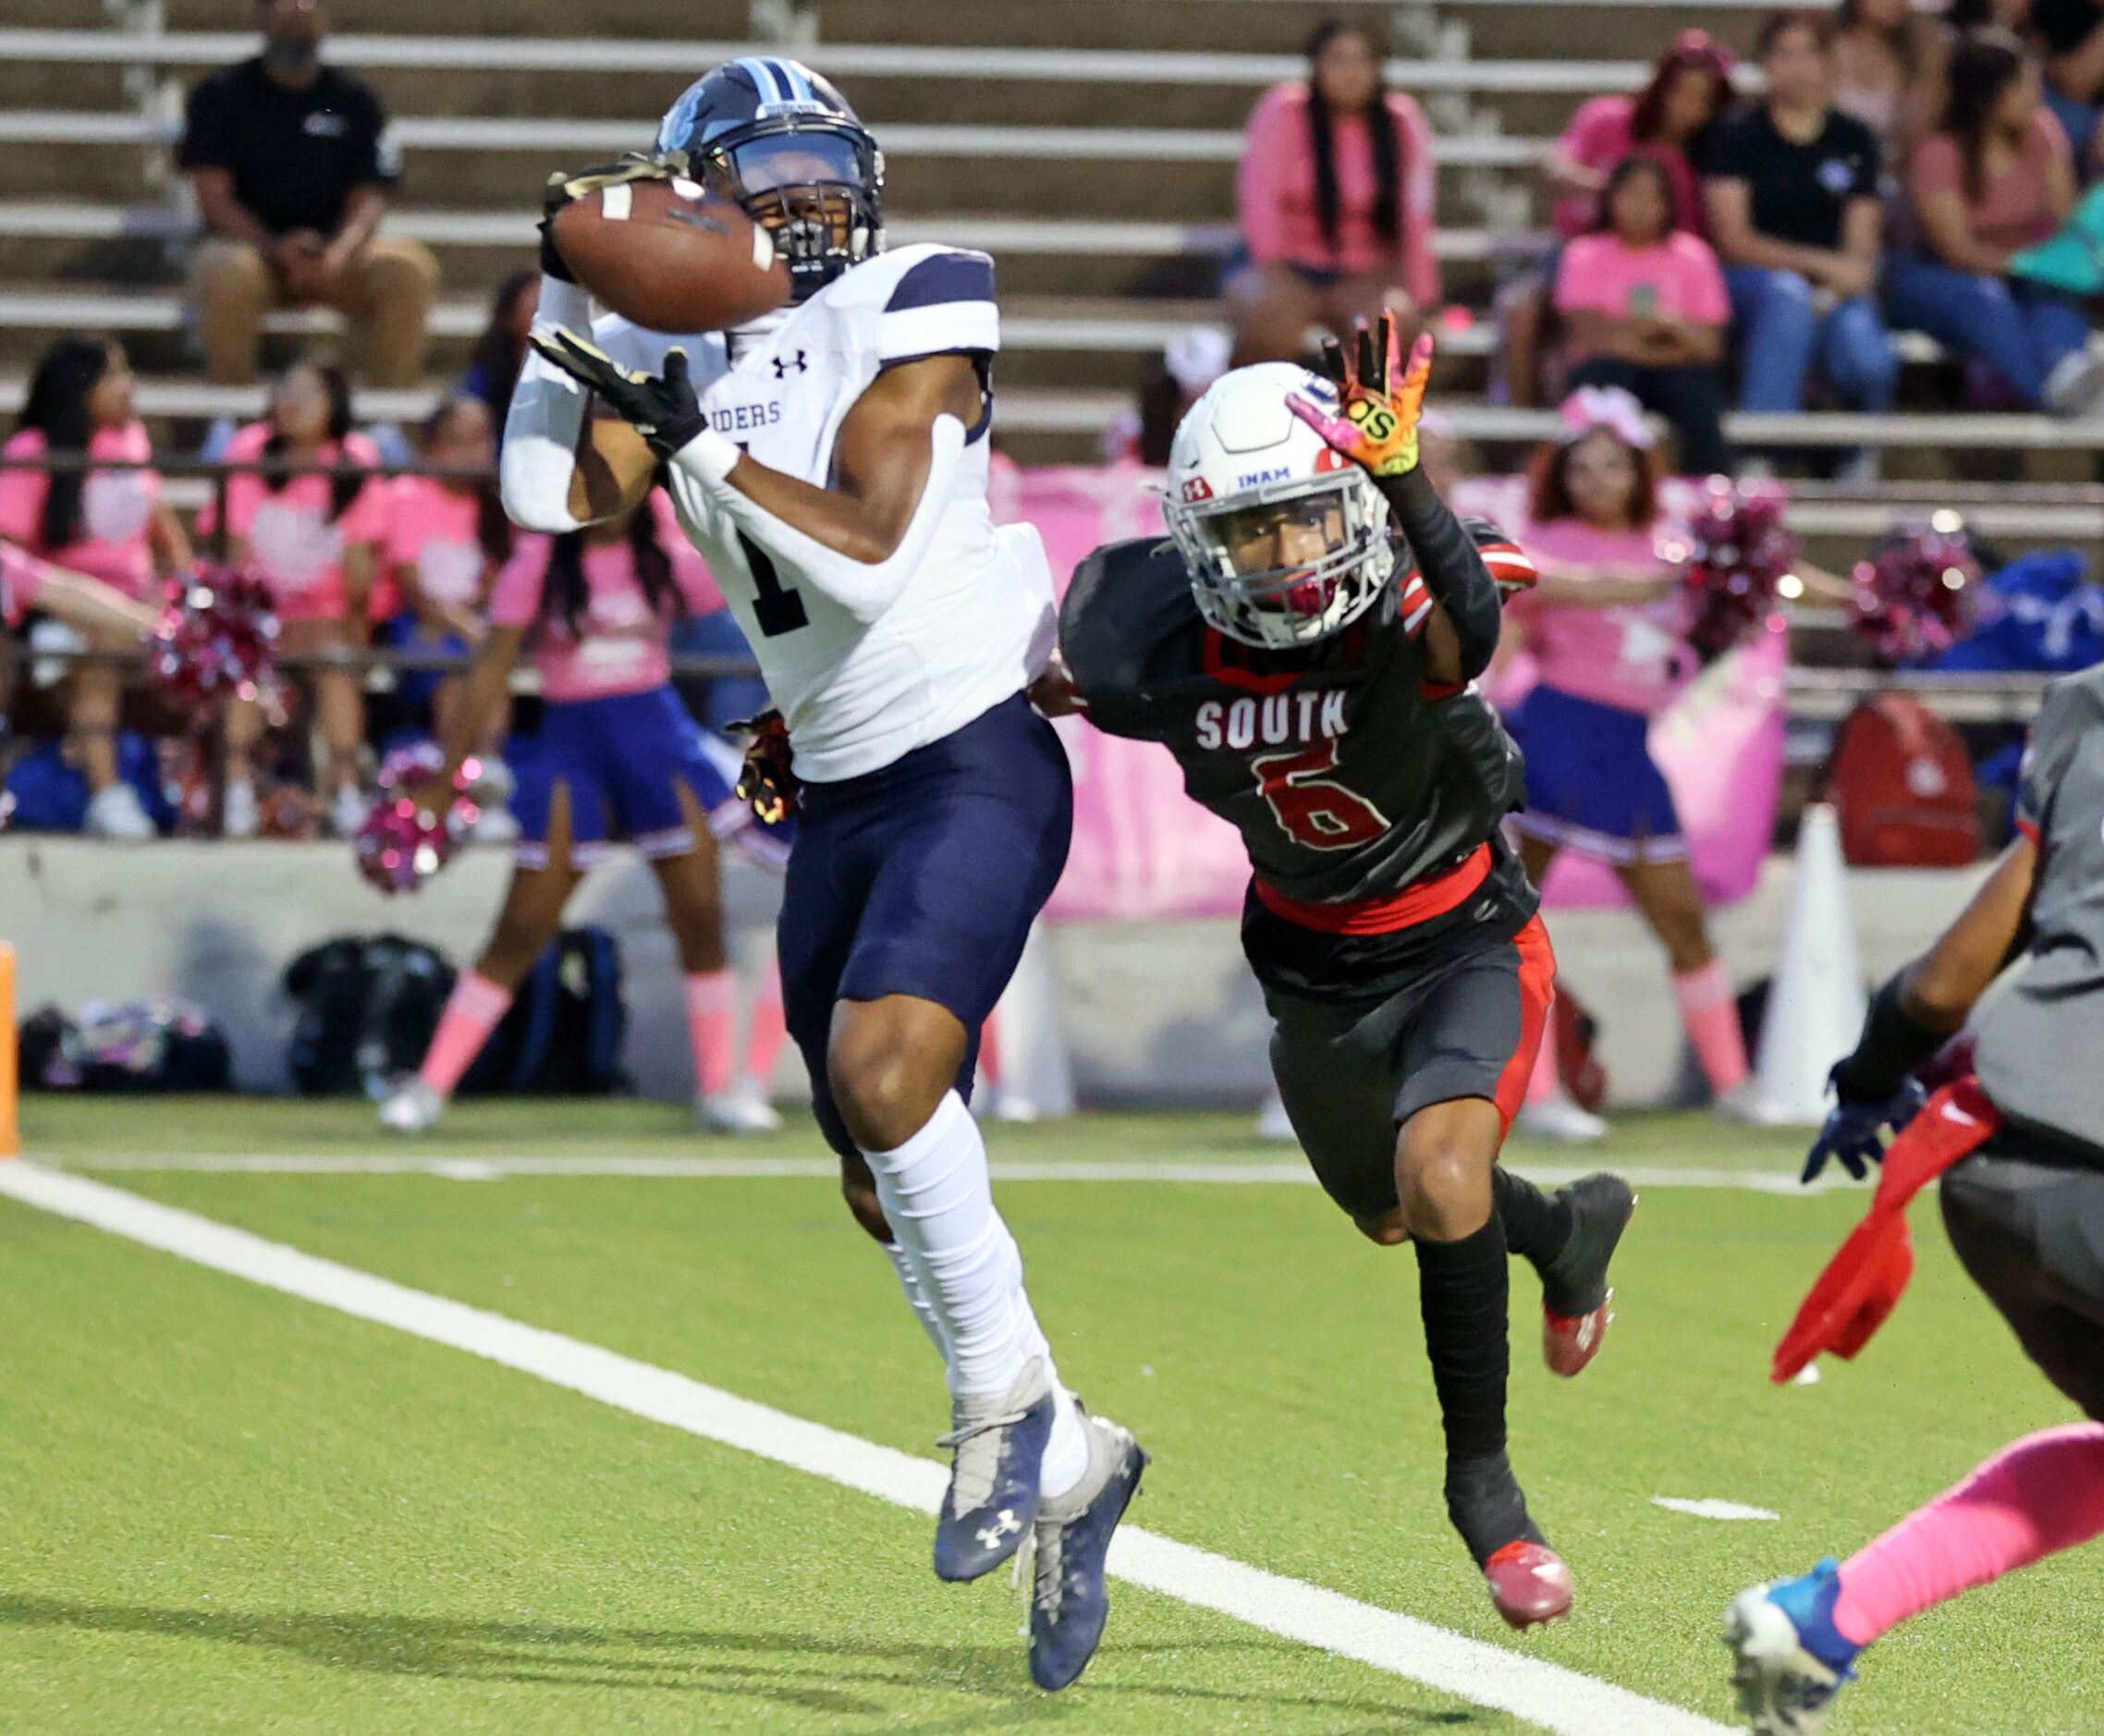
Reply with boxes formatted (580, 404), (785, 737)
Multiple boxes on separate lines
(550, 177), (793, 334)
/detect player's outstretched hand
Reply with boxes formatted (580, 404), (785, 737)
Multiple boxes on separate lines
(1801, 1076), (1929, 1184)
(728, 709), (798, 825)
(1285, 313), (1433, 480)
(529, 328), (707, 459)
(539, 155), (676, 283)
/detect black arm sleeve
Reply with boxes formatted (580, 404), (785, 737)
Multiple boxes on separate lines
(1374, 466), (1502, 679)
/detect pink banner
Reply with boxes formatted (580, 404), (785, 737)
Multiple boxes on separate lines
(997, 465), (1787, 922)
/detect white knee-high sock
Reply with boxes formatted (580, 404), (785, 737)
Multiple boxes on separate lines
(864, 1092), (1090, 1497)
(883, 1241), (951, 1360)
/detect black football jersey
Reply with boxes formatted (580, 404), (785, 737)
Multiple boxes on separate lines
(1062, 526), (1532, 910)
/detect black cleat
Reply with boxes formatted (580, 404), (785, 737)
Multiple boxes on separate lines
(1539, 1173), (1636, 1377)
(1028, 1410), (1147, 1692)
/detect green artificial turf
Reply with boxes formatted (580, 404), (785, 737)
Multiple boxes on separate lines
(5, 1099), (2100, 1733)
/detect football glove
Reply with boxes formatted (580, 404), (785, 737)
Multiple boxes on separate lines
(728, 709), (798, 825)
(528, 327), (708, 459)
(538, 154), (677, 284)
(1286, 313), (1435, 479)
(1801, 1074), (1930, 1184)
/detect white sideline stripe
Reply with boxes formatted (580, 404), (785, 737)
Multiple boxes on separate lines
(0, 1162), (1730, 1736)
(33, 1152), (1840, 1192)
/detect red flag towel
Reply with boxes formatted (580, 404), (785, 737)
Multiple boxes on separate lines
(1772, 1077), (2002, 1385)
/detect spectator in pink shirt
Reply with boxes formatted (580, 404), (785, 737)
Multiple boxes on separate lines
(1227, 21), (1439, 366)
(1549, 31), (1737, 241)
(1503, 389), (1754, 1133)
(1503, 31), (1736, 406)
(1888, 28), (2104, 412)
(1556, 157), (1734, 472)
(381, 395), (514, 768)
(197, 356), (389, 837)
(0, 336), (192, 837)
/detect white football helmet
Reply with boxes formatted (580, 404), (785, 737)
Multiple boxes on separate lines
(1164, 361), (1396, 651)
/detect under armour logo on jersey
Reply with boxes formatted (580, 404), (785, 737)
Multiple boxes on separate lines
(771, 350), (809, 378)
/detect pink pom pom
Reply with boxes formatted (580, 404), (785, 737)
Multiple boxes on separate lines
(352, 743), (483, 896)
(1848, 515), (1980, 666)
(1662, 479), (1801, 665)
(149, 567), (281, 728)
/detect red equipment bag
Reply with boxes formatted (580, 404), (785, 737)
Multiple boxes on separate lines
(1824, 692), (1980, 866)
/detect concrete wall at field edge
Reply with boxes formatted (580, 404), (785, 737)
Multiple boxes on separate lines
(0, 839), (1992, 1109)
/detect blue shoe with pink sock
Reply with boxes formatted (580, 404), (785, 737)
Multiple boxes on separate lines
(1723, 1558), (1859, 1734)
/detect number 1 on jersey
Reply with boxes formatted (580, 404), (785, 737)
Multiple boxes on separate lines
(1251, 740), (1388, 849)
(737, 532), (810, 637)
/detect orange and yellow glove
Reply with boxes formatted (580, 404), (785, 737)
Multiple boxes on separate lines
(1286, 313), (1435, 480)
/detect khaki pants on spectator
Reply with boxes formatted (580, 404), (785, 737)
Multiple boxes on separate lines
(191, 236), (441, 389)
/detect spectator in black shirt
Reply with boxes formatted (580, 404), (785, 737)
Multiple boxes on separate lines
(178, 0), (438, 388)
(1702, 9), (1901, 433)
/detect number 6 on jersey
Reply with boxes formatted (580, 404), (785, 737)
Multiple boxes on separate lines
(1251, 740), (1389, 848)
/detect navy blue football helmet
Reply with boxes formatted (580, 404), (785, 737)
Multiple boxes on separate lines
(654, 57), (884, 303)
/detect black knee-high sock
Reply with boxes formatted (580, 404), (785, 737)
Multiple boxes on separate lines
(1493, 1168), (1573, 1271)
(1416, 1215), (1541, 1564)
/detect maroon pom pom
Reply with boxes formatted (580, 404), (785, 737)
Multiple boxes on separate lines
(1848, 514), (1980, 666)
(149, 568), (280, 728)
(352, 743), (483, 896)
(1659, 479), (1800, 665)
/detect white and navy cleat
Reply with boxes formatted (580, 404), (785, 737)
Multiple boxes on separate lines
(933, 1358), (1055, 1583)
(1027, 1408), (1147, 1691)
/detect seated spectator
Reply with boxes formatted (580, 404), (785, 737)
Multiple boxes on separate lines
(1227, 20), (1438, 366)
(1835, 0), (1948, 158)
(1505, 31), (1737, 407)
(1890, 29), (2104, 411)
(1556, 158), (1733, 474)
(2029, 0), (2104, 166)
(1703, 11), (1900, 438)
(458, 272), (539, 423)
(1549, 31), (1737, 242)
(178, 0), (438, 389)
(197, 357), (389, 838)
(0, 336), (191, 838)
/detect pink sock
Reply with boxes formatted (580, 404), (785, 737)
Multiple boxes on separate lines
(686, 971), (737, 1098)
(419, 971), (512, 1099)
(743, 965), (787, 1088)
(978, 1011), (1004, 1091)
(1673, 960), (1749, 1095)
(1833, 1423), (2104, 1647)
(1526, 1002), (1562, 1104)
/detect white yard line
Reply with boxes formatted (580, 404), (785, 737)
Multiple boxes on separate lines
(0, 1161), (1733, 1736)
(34, 1151), (1840, 1193)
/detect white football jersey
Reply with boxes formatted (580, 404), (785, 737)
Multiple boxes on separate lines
(593, 244), (1054, 782)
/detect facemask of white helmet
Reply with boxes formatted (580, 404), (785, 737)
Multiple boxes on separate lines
(1168, 468), (1396, 651)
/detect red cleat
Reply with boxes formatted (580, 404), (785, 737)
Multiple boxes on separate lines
(1484, 1541), (1574, 1629)
(1543, 1290), (1613, 1378)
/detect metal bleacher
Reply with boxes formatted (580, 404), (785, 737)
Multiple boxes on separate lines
(2, 0), (2103, 574)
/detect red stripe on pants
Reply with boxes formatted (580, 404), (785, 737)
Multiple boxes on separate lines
(1491, 916), (1558, 1136)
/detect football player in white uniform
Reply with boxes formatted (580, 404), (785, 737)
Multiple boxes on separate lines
(498, 57), (1142, 1692)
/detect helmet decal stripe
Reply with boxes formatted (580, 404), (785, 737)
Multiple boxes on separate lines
(780, 59), (817, 102)
(736, 55), (789, 103)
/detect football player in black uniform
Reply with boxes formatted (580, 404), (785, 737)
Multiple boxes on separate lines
(1048, 316), (1636, 1627)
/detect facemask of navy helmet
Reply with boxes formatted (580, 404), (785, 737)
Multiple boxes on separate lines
(654, 57), (885, 304)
